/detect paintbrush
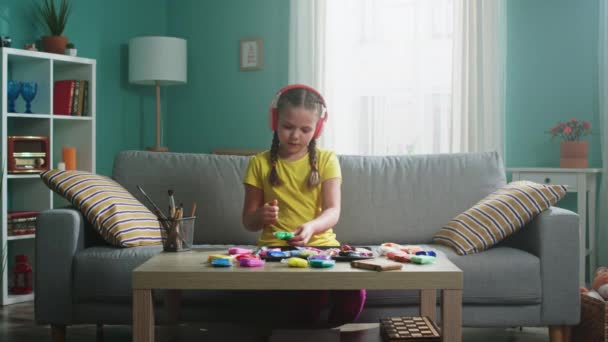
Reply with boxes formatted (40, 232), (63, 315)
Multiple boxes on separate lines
(136, 185), (168, 220)
(168, 190), (176, 217)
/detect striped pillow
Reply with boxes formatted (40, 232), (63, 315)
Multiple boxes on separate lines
(433, 181), (567, 255)
(41, 170), (162, 247)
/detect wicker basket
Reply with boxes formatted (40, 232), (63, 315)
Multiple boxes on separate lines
(572, 294), (608, 342)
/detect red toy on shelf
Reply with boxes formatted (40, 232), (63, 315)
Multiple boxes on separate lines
(10, 255), (33, 295)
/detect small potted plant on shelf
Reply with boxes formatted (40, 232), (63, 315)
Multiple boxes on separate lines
(36, 0), (72, 54)
(64, 42), (76, 56)
(547, 118), (592, 168)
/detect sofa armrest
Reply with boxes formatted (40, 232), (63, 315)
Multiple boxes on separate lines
(35, 208), (85, 324)
(501, 206), (580, 325)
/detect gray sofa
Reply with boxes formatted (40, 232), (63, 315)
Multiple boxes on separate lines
(35, 150), (580, 336)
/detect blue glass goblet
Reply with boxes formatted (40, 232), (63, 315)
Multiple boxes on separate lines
(20, 81), (38, 114)
(7, 81), (21, 113)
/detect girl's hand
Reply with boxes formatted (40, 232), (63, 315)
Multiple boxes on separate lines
(259, 199), (279, 226)
(288, 223), (315, 246)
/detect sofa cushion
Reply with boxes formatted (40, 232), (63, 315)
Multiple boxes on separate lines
(336, 152), (506, 245)
(41, 169), (163, 247)
(433, 181), (567, 255)
(366, 245), (541, 306)
(74, 245), (163, 302)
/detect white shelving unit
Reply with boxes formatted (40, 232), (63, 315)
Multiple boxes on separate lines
(0, 47), (96, 305)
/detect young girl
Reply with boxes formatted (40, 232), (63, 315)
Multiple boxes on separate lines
(241, 84), (366, 327)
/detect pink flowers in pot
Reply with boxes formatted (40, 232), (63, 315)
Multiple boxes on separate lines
(548, 118), (592, 142)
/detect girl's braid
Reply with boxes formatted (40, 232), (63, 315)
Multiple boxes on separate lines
(308, 138), (320, 187)
(269, 131), (281, 186)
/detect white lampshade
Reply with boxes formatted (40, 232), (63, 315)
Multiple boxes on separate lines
(129, 36), (187, 85)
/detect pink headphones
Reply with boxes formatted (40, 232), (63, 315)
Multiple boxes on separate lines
(268, 84), (329, 139)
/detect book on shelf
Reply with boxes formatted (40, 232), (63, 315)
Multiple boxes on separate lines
(7, 211), (39, 236)
(53, 80), (74, 115)
(53, 80), (89, 116)
(82, 80), (89, 115)
(8, 211), (41, 219)
(71, 80), (80, 115)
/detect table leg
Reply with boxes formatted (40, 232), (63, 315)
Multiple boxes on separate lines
(133, 289), (154, 342)
(165, 290), (181, 341)
(420, 289), (437, 321)
(441, 289), (462, 342)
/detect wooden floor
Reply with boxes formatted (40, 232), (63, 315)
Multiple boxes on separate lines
(0, 302), (550, 342)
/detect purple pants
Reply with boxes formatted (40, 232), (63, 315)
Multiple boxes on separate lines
(288, 289), (366, 327)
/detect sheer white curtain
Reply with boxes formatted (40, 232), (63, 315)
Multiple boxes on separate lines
(451, 0), (506, 155)
(289, 0), (505, 157)
(597, 1), (608, 267)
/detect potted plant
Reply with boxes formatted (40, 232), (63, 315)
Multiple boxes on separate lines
(36, 0), (72, 54)
(64, 42), (76, 56)
(547, 118), (592, 168)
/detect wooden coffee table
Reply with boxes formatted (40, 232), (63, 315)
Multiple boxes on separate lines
(132, 249), (463, 342)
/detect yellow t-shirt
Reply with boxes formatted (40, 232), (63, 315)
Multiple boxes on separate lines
(243, 149), (341, 246)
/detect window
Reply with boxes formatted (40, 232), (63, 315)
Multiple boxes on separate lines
(321, 0), (454, 155)
(290, 0), (505, 157)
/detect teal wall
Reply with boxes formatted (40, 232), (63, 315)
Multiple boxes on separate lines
(166, 0), (289, 153)
(506, 0), (600, 168)
(0, 0), (168, 176)
(506, 0), (601, 276)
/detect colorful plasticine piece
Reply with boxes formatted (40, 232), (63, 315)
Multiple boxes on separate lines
(268, 251), (290, 258)
(386, 251), (413, 263)
(240, 258), (265, 267)
(415, 250), (437, 257)
(309, 259), (335, 268)
(411, 255), (436, 264)
(297, 249), (318, 257)
(274, 231), (295, 240)
(208, 254), (233, 263)
(286, 257), (308, 268)
(235, 253), (258, 261)
(212, 258), (233, 267)
(228, 247), (252, 255)
(308, 254), (332, 261)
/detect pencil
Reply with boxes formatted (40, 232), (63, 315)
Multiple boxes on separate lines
(190, 202), (197, 218)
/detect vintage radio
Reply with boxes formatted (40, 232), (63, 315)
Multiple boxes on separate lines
(7, 136), (50, 174)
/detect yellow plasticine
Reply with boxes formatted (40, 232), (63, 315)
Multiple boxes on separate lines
(287, 257), (308, 268)
(208, 254), (233, 263)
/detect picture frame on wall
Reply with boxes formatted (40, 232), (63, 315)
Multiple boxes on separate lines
(240, 38), (263, 71)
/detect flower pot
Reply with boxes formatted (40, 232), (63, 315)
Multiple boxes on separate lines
(42, 36), (68, 54)
(560, 141), (588, 168)
(65, 48), (77, 57)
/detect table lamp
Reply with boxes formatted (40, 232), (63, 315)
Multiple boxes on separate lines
(129, 36), (187, 152)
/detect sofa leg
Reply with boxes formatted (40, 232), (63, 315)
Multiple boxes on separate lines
(549, 325), (571, 342)
(51, 324), (66, 342)
(96, 323), (104, 342)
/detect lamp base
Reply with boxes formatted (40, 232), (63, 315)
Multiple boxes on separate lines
(147, 146), (169, 152)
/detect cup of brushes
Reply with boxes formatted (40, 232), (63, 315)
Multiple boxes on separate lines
(137, 186), (197, 252)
